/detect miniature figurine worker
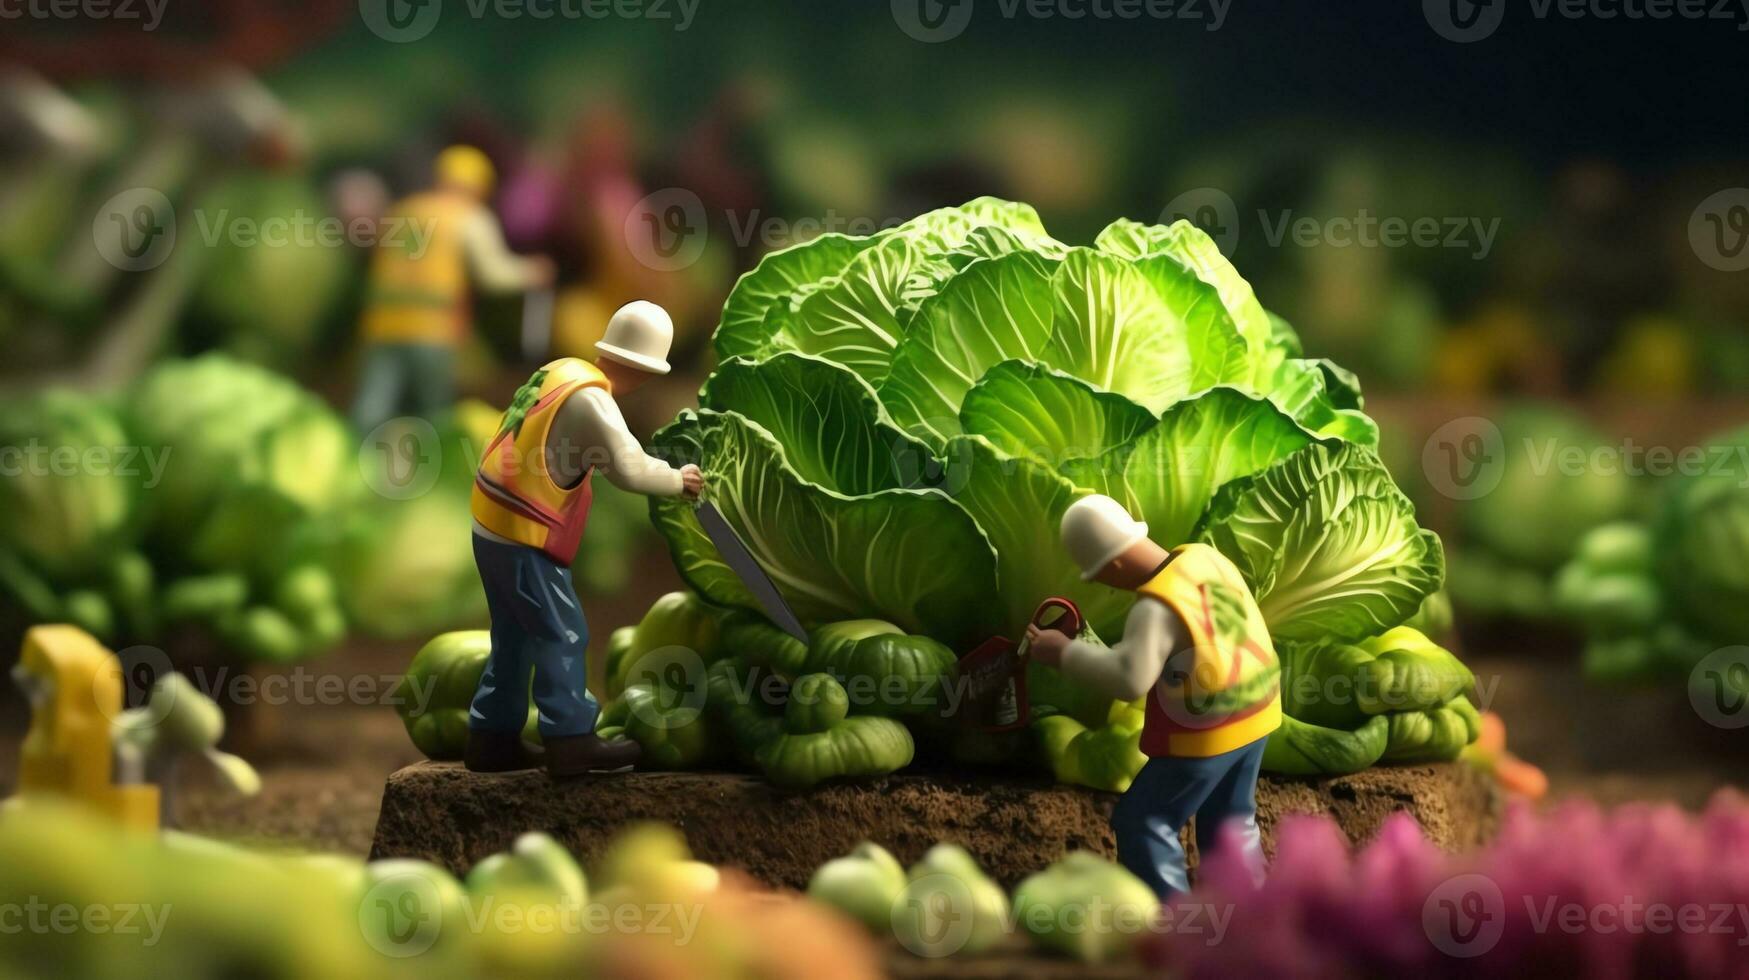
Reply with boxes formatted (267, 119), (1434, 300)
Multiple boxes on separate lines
(12, 625), (160, 831)
(351, 145), (554, 435)
(465, 301), (704, 778)
(1026, 495), (1281, 898)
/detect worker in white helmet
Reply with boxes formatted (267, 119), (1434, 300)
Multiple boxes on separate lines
(1026, 494), (1281, 898)
(465, 300), (704, 778)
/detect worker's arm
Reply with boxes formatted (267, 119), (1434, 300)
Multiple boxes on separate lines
(460, 206), (549, 293)
(1055, 598), (1187, 703)
(557, 387), (686, 496)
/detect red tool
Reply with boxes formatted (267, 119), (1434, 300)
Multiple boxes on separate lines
(955, 597), (1084, 733)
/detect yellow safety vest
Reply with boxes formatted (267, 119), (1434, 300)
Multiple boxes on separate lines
(360, 191), (477, 346)
(471, 359), (612, 564)
(1134, 543), (1281, 758)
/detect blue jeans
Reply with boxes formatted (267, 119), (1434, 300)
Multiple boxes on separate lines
(467, 533), (599, 739)
(1111, 739), (1267, 899)
(350, 342), (456, 435)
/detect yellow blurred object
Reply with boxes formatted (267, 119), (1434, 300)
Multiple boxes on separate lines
(551, 285), (614, 360)
(1432, 327), (1496, 393)
(0, 800), (885, 979)
(452, 398), (504, 455)
(359, 190), (477, 345)
(1434, 302), (1560, 393)
(0, 799), (436, 979)
(594, 822), (715, 897)
(12, 625), (159, 832)
(977, 101), (1111, 212)
(1595, 315), (1696, 396)
(435, 144), (496, 197)
(584, 823), (882, 980)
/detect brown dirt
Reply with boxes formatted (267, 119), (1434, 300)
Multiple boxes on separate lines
(168, 705), (421, 854)
(369, 761), (1497, 889)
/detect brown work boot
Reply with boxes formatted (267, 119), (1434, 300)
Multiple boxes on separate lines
(464, 729), (544, 773)
(544, 733), (641, 778)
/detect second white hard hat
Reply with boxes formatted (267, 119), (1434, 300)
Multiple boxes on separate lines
(1061, 495), (1151, 581)
(595, 300), (674, 375)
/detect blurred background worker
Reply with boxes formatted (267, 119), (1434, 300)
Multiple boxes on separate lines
(351, 144), (554, 435)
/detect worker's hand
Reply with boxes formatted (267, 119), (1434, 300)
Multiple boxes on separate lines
(680, 464), (705, 500)
(527, 256), (557, 288)
(1026, 624), (1071, 668)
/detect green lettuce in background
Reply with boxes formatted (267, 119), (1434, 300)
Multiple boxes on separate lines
(1557, 424), (1749, 703)
(0, 355), (356, 663)
(1447, 405), (1641, 625)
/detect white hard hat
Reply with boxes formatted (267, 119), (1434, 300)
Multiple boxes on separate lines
(595, 300), (674, 375)
(1061, 495), (1151, 581)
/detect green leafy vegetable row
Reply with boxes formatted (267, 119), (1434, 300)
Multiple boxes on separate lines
(402, 590), (1477, 790)
(1445, 405), (1641, 625)
(0, 357), (357, 663)
(809, 840), (1158, 965)
(1556, 424), (1749, 708)
(0, 354), (499, 665)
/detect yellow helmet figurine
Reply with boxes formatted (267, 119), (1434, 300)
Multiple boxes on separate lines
(11, 625), (159, 831)
(435, 144), (496, 198)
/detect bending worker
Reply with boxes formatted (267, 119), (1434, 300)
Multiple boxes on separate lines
(464, 301), (703, 778)
(352, 144), (554, 434)
(1026, 495), (1281, 898)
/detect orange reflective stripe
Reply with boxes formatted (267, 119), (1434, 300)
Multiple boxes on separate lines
(475, 473), (563, 527)
(470, 358), (611, 563)
(524, 379), (585, 425)
(1135, 543), (1281, 758)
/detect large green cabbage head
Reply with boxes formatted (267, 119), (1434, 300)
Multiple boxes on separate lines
(0, 392), (139, 582)
(652, 200), (1442, 685)
(129, 354), (358, 582)
(1460, 405), (1638, 572)
(1655, 424), (1749, 647)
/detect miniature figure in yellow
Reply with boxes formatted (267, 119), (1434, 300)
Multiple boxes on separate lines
(9, 625), (260, 831)
(466, 301), (704, 778)
(351, 145), (555, 434)
(1027, 495), (1280, 899)
(10, 624), (160, 831)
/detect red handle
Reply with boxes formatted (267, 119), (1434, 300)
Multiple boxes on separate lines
(1031, 597), (1083, 635)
